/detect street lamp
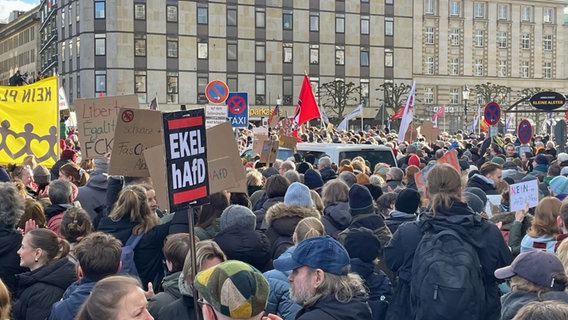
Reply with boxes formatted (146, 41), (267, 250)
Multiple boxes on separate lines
(462, 85), (470, 133)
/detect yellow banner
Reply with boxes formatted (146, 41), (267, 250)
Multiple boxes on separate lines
(0, 76), (59, 167)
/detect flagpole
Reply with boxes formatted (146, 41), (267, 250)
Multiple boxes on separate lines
(443, 104), (446, 133)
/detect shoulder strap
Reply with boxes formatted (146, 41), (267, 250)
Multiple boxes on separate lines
(126, 233), (144, 248)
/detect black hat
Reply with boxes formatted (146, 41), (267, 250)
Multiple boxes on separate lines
(349, 184), (375, 215)
(344, 227), (382, 262)
(297, 162), (311, 174)
(364, 184), (383, 201)
(304, 169), (323, 190)
(464, 192), (484, 214)
(395, 188), (421, 214)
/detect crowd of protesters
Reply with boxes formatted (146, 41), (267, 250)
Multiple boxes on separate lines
(3, 125), (568, 319)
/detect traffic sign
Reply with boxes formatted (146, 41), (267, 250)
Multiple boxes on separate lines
(517, 119), (532, 145)
(484, 102), (501, 126)
(205, 80), (229, 104)
(227, 92), (249, 128)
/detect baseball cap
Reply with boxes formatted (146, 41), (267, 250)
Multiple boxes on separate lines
(273, 235), (350, 275)
(193, 260), (269, 319)
(494, 250), (566, 290)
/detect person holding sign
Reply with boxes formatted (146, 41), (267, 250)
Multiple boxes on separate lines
(520, 197), (562, 253)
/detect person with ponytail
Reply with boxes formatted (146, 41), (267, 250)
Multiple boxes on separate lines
(384, 163), (512, 320)
(59, 162), (89, 187)
(263, 217), (325, 320)
(13, 229), (76, 320)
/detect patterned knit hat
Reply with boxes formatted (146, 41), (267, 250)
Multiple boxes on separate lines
(194, 260), (269, 319)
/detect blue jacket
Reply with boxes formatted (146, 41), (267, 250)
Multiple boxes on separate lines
(520, 234), (556, 253)
(263, 247), (301, 320)
(48, 278), (97, 320)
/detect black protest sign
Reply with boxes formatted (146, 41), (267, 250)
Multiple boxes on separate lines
(163, 109), (209, 211)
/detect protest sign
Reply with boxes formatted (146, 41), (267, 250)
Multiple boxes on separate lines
(163, 109), (209, 210)
(438, 149), (459, 172)
(252, 127), (269, 154)
(414, 162), (435, 188)
(509, 180), (539, 212)
(74, 95), (139, 158)
(108, 108), (163, 177)
(206, 122), (247, 193)
(259, 140), (279, 164)
(279, 136), (298, 149)
(421, 121), (440, 143)
(485, 195), (502, 217)
(208, 156), (238, 194)
(143, 145), (170, 213)
(0, 76), (59, 166)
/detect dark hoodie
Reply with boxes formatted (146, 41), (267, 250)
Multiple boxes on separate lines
(320, 167), (338, 182)
(214, 225), (272, 272)
(295, 294), (371, 320)
(13, 257), (77, 320)
(384, 202), (512, 320)
(253, 196), (285, 230)
(322, 201), (352, 239)
(76, 171), (108, 225)
(500, 290), (568, 320)
(385, 210), (417, 235)
(0, 224), (26, 294)
(350, 258), (392, 320)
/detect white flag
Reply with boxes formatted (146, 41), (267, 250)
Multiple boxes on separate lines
(58, 87), (69, 110)
(397, 81), (416, 142)
(336, 104), (363, 131)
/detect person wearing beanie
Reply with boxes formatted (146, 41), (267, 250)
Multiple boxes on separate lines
(385, 188), (420, 234)
(549, 176), (568, 201)
(356, 173), (371, 185)
(253, 175), (290, 230)
(408, 154), (421, 167)
(529, 154), (549, 176)
(397, 144), (418, 169)
(303, 169), (323, 194)
(284, 182), (313, 208)
(491, 156), (505, 165)
(558, 152), (568, 167)
(50, 149), (77, 180)
(75, 158), (110, 227)
(296, 162), (311, 174)
(464, 192), (484, 215)
(214, 205), (271, 272)
(343, 227), (392, 319)
(339, 164), (354, 174)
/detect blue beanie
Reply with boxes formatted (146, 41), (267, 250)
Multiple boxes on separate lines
(550, 176), (568, 195)
(284, 182), (313, 208)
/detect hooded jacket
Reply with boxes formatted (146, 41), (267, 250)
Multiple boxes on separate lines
(214, 225), (272, 272)
(320, 167), (337, 182)
(148, 271), (182, 317)
(295, 294), (372, 320)
(157, 294), (197, 320)
(384, 201), (512, 320)
(467, 174), (499, 195)
(385, 210), (417, 235)
(47, 277), (96, 320)
(253, 196), (285, 230)
(45, 203), (73, 237)
(322, 201), (352, 239)
(264, 203), (321, 259)
(13, 257), (77, 320)
(0, 224), (26, 295)
(500, 290), (568, 320)
(520, 234), (556, 253)
(76, 171), (108, 225)
(263, 247), (301, 320)
(350, 258), (392, 320)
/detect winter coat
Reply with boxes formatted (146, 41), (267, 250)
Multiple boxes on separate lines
(385, 210), (417, 235)
(341, 212), (392, 248)
(529, 164), (548, 177)
(254, 196), (285, 230)
(350, 258), (392, 320)
(520, 234), (556, 253)
(383, 179), (403, 192)
(12, 257), (77, 320)
(97, 214), (171, 290)
(320, 167), (337, 182)
(157, 295), (197, 320)
(322, 201), (351, 239)
(506, 216), (532, 257)
(148, 271), (182, 317)
(214, 226), (272, 272)
(467, 174), (499, 195)
(194, 219), (220, 240)
(45, 204), (73, 237)
(384, 201), (512, 320)
(500, 290), (568, 320)
(0, 224), (26, 294)
(264, 203), (320, 259)
(263, 247), (301, 320)
(47, 277), (96, 320)
(295, 294), (372, 320)
(76, 171), (108, 226)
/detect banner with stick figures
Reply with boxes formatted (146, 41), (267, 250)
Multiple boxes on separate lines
(0, 77), (59, 167)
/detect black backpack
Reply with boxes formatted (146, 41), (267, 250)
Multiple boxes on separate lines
(410, 228), (485, 320)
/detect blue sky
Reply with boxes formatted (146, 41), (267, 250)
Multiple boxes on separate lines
(0, 0), (40, 23)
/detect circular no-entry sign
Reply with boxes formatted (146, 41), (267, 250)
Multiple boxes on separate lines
(205, 80), (229, 104)
(484, 102), (501, 126)
(518, 119), (532, 145)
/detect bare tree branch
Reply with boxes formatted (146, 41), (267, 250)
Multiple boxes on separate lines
(318, 80), (361, 120)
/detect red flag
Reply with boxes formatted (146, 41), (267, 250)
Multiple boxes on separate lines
(432, 105), (445, 121)
(293, 75), (320, 127)
(390, 107), (405, 120)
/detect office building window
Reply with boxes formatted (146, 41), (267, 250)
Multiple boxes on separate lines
(450, 1), (460, 16)
(197, 76), (208, 103)
(360, 48), (369, 67)
(167, 38), (178, 58)
(336, 14), (345, 33)
(197, 41), (208, 59)
(310, 45), (319, 64)
(283, 10), (293, 30)
(449, 58), (459, 75)
(135, 72), (146, 94)
(521, 61), (530, 78)
(450, 28), (459, 46)
(255, 76), (265, 105)
(95, 34), (105, 55)
(474, 2), (485, 18)
(543, 35), (553, 51)
(385, 49), (393, 67)
(425, 57), (435, 74)
(227, 41), (237, 60)
(361, 16), (369, 35)
(227, 6), (237, 26)
(95, 71), (106, 93)
(197, 6), (208, 24)
(256, 8), (265, 28)
(498, 60), (507, 77)
(134, 34), (146, 56)
(94, 1), (105, 19)
(474, 59), (483, 76)
(521, 33), (530, 49)
(283, 77), (293, 105)
(474, 30), (484, 47)
(335, 46), (345, 65)
(449, 88), (459, 104)
(425, 0), (435, 14)
(543, 62), (552, 79)
(310, 12), (319, 32)
(521, 6), (531, 22)
(497, 32), (507, 48)
(256, 42), (265, 62)
(385, 17), (394, 36)
(167, 5), (178, 22)
(227, 76), (237, 92)
(167, 73), (178, 103)
(425, 27), (434, 44)
(424, 87), (434, 104)
(360, 79), (369, 103)
(498, 4), (508, 20)
(134, 4), (145, 20)
(544, 8), (554, 23)
(283, 43), (293, 63)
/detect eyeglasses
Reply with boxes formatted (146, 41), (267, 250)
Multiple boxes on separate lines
(197, 298), (218, 320)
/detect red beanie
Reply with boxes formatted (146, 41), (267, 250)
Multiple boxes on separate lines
(61, 149), (77, 163)
(408, 154), (421, 167)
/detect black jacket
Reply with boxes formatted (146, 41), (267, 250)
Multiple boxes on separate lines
(253, 196), (284, 230)
(157, 295), (198, 320)
(466, 174), (499, 195)
(384, 202), (512, 320)
(322, 202), (351, 239)
(295, 294), (371, 320)
(320, 167), (337, 182)
(0, 224), (26, 294)
(214, 226), (272, 272)
(385, 210), (417, 235)
(12, 257), (77, 320)
(500, 289), (568, 320)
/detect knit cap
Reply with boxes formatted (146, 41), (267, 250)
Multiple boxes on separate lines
(349, 184), (374, 215)
(550, 176), (568, 195)
(395, 188), (420, 214)
(220, 205), (256, 231)
(339, 164), (354, 173)
(303, 169), (323, 190)
(534, 154), (549, 165)
(408, 154), (420, 167)
(464, 192), (484, 214)
(344, 227), (382, 262)
(194, 260), (269, 319)
(33, 165), (51, 185)
(284, 182), (313, 208)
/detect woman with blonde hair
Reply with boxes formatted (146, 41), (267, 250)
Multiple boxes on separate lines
(520, 197), (562, 253)
(13, 229), (76, 320)
(321, 179), (351, 239)
(384, 163), (512, 320)
(0, 279), (10, 320)
(59, 162), (89, 187)
(8, 164), (36, 197)
(98, 185), (169, 290)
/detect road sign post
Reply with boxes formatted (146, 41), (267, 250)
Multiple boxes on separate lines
(227, 92), (249, 128)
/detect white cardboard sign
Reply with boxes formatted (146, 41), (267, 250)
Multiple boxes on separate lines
(509, 180), (539, 212)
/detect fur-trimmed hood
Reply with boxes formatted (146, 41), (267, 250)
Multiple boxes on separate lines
(264, 202), (321, 228)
